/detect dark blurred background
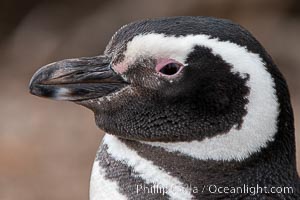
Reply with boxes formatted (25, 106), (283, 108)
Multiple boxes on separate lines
(0, 0), (299, 199)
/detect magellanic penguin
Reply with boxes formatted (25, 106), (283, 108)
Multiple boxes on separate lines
(30, 16), (299, 199)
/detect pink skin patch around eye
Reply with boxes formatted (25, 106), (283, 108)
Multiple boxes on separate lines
(155, 58), (184, 75)
(112, 63), (129, 74)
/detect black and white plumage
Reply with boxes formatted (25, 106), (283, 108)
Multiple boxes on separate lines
(30, 16), (299, 199)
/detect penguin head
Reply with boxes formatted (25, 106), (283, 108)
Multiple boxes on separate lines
(30, 17), (291, 153)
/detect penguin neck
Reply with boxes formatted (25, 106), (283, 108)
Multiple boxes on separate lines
(111, 132), (298, 187)
(98, 133), (298, 199)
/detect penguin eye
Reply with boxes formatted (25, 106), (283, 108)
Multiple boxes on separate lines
(158, 62), (183, 76)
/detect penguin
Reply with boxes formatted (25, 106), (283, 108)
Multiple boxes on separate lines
(29, 16), (299, 199)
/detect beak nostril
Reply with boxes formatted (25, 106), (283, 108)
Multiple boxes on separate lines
(75, 71), (85, 75)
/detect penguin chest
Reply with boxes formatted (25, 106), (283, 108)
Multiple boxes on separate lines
(89, 141), (129, 200)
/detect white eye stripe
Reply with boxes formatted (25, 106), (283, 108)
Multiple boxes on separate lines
(125, 33), (279, 161)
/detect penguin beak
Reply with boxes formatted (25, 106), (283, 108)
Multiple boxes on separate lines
(29, 56), (128, 101)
